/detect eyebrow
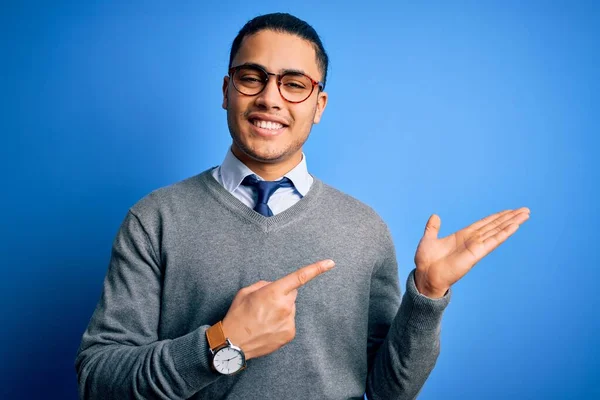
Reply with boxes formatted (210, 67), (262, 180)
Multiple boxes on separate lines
(236, 62), (309, 76)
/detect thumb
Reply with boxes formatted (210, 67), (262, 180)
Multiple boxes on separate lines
(423, 214), (441, 239)
(244, 280), (271, 294)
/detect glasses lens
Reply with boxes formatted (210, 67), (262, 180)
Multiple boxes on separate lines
(280, 73), (313, 102)
(233, 66), (267, 95)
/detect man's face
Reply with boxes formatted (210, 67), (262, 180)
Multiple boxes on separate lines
(222, 30), (328, 168)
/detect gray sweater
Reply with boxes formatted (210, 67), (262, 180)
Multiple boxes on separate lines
(75, 169), (451, 399)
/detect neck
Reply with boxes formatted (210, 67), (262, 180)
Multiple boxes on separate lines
(231, 146), (302, 181)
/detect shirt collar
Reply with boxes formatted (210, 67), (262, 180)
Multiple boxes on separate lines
(219, 147), (311, 196)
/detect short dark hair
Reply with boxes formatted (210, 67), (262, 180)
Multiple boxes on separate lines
(229, 13), (329, 89)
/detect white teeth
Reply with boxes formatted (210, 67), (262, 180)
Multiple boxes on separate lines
(253, 119), (284, 130)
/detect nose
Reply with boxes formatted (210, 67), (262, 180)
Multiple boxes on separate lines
(254, 74), (282, 110)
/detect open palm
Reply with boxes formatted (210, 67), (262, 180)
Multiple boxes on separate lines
(413, 207), (531, 298)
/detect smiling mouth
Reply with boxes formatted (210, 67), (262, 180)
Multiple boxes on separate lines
(249, 118), (287, 130)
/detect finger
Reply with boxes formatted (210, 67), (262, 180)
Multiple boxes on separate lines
(459, 209), (513, 235)
(423, 214), (441, 239)
(448, 218), (524, 271)
(475, 208), (530, 237)
(480, 211), (530, 243)
(480, 223), (520, 256)
(271, 259), (335, 295)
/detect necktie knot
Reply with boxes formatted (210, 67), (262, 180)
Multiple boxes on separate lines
(241, 175), (294, 217)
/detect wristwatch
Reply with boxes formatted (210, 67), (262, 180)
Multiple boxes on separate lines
(206, 321), (246, 375)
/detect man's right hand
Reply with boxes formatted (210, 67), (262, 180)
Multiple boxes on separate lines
(221, 259), (335, 360)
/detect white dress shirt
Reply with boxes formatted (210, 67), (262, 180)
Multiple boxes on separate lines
(211, 148), (313, 215)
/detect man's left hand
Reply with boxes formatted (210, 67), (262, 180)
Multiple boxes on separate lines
(413, 207), (531, 298)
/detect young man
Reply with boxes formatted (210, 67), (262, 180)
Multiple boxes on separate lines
(75, 13), (530, 399)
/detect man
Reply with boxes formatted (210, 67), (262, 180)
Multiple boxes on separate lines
(75, 12), (530, 399)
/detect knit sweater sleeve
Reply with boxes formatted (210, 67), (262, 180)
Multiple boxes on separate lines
(75, 210), (221, 399)
(365, 226), (451, 399)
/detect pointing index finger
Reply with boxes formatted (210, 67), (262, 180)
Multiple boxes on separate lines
(273, 259), (335, 294)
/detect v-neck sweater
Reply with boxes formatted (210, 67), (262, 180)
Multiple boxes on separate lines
(76, 169), (451, 400)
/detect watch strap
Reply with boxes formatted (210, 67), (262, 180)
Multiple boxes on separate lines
(206, 320), (227, 351)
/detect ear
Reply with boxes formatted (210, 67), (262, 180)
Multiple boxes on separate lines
(313, 90), (328, 124)
(222, 76), (230, 110)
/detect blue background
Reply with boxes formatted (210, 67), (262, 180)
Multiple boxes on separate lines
(2, 1), (598, 399)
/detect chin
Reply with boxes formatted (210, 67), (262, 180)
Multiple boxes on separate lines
(229, 123), (306, 165)
(235, 140), (295, 163)
(245, 147), (291, 163)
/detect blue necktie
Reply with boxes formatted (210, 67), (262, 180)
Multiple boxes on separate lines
(241, 175), (294, 217)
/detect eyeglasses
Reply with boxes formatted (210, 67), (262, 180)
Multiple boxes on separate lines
(228, 64), (324, 104)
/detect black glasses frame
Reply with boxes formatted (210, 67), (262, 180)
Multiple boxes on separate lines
(228, 64), (324, 104)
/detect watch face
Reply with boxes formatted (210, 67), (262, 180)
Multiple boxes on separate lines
(213, 346), (244, 375)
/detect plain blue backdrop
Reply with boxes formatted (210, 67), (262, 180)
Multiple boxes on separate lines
(2, 1), (598, 399)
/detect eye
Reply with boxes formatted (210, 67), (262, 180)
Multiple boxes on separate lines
(234, 66), (267, 87)
(285, 81), (307, 89)
(240, 76), (262, 83)
(238, 71), (264, 81)
(281, 73), (311, 91)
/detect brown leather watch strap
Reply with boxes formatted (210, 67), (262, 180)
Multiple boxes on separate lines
(206, 320), (227, 351)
